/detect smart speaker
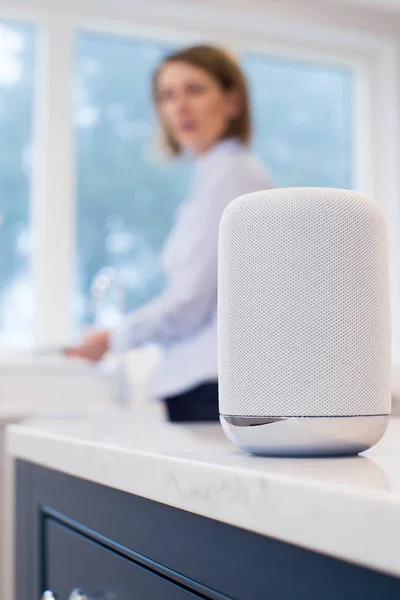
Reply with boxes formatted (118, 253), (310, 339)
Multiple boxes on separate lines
(218, 188), (391, 456)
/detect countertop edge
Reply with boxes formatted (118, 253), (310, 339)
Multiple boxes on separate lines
(6, 424), (400, 579)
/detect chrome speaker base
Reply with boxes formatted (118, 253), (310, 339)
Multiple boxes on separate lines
(220, 415), (390, 456)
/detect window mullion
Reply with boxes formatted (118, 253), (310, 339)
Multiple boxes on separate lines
(31, 14), (76, 347)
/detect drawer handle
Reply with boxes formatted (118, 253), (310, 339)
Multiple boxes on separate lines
(41, 589), (88, 600)
(69, 589), (88, 600)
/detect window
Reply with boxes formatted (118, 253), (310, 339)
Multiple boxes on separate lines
(75, 34), (354, 331)
(0, 6), (394, 356)
(244, 53), (353, 189)
(0, 20), (36, 348)
(75, 32), (191, 330)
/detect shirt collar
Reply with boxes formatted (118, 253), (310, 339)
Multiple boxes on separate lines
(196, 137), (243, 169)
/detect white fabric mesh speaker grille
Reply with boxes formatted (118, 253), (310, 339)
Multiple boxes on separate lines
(218, 188), (391, 417)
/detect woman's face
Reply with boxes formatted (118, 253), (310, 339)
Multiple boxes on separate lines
(156, 61), (239, 155)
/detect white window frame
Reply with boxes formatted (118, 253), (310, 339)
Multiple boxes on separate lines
(1, 0), (400, 359)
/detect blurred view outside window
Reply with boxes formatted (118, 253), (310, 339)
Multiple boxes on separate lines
(0, 21), (35, 349)
(244, 53), (352, 189)
(75, 32), (191, 329)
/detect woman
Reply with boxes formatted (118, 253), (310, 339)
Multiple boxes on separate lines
(68, 45), (272, 422)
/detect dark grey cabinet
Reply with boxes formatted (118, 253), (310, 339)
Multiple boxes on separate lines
(44, 519), (202, 600)
(15, 460), (400, 600)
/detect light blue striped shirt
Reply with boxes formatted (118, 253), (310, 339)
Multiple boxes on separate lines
(111, 138), (272, 399)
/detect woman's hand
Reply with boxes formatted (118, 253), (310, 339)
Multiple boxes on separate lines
(66, 329), (110, 362)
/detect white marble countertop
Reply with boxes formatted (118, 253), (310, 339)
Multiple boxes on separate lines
(0, 400), (117, 424)
(6, 412), (400, 578)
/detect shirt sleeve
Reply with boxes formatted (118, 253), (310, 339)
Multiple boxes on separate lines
(110, 165), (271, 352)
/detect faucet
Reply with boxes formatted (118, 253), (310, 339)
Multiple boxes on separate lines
(91, 267), (126, 320)
(90, 267), (130, 407)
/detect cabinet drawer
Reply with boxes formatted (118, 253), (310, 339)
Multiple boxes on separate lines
(43, 518), (205, 600)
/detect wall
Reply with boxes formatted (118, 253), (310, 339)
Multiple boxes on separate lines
(216, 0), (400, 36)
(4, 0), (400, 39)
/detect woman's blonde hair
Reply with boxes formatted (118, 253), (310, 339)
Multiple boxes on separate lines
(152, 45), (252, 157)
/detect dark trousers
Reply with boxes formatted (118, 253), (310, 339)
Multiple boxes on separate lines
(164, 382), (219, 423)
